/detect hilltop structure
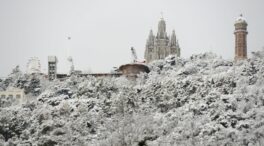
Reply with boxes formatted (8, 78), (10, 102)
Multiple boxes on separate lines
(0, 87), (24, 105)
(144, 17), (181, 63)
(48, 56), (58, 80)
(234, 14), (248, 60)
(26, 57), (41, 74)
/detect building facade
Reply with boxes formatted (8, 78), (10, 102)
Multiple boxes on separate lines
(234, 14), (248, 60)
(144, 18), (180, 63)
(0, 88), (24, 107)
(48, 56), (58, 80)
(26, 57), (41, 74)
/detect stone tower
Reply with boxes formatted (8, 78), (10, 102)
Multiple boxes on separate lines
(234, 14), (248, 60)
(144, 18), (180, 63)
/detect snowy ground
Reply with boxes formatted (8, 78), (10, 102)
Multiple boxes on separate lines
(1, 50), (264, 146)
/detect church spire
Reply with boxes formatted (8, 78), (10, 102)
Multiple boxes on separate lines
(157, 17), (167, 39)
(176, 39), (181, 57)
(145, 29), (155, 62)
(146, 29), (155, 46)
(169, 30), (177, 47)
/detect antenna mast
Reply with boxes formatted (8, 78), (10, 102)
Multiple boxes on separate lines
(67, 36), (74, 74)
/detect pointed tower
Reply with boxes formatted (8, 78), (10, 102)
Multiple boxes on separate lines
(168, 30), (177, 54)
(234, 14), (248, 60)
(145, 30), (155, 62)
(156, 18), (167, 39)
(154, 17), (169, 60)
(176, 40), (181, 57)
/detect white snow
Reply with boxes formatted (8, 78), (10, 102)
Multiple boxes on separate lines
(1, 50), (264, 145)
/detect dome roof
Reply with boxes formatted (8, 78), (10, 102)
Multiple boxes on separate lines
(235, 14), (247, 24)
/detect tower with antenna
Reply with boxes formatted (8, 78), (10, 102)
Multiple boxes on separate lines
(66, 36), (75, 75)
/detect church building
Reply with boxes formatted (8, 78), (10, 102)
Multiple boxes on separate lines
(144, 17), (181, 63)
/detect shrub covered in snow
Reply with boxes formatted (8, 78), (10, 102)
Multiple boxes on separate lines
(1, 50), (264, 145)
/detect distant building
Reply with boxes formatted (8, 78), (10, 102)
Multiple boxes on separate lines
(234, 14), (248, 60)
(26, 57), (41, 74)
(144, 17), (181, 63)
(0, 88), (24, 106)
(119, 63), (150, 79)
(48, 56), (58, 80)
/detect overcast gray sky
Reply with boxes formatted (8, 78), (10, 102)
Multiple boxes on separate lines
(0, 0), (264, 76)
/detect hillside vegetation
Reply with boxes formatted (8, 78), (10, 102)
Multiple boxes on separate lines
(1, 50), (264, 146)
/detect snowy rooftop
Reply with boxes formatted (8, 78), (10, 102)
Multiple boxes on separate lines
(235, 14), (247, 24)
(48, 56), (57, 62)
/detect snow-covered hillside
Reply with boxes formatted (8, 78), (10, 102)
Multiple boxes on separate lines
(1, 50), (264, 146)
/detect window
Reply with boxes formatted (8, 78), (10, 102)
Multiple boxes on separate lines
(16, 94), (21, 99)
(7, 95), (13, 100)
